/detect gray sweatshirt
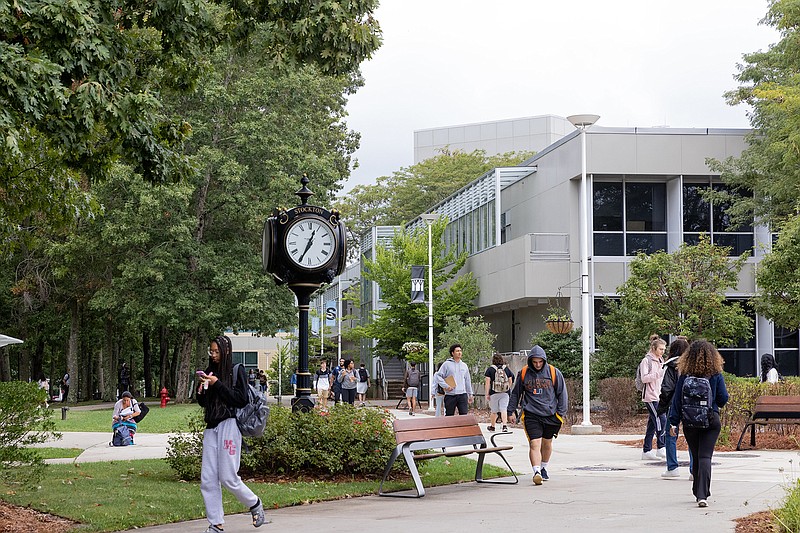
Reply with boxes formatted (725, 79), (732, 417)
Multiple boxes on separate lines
(507, 345), (568, 419)
(433, 357), (473, 396)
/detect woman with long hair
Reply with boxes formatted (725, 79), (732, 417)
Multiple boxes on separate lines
(761, 353), (779, 384)
(639, 334), (667, 460)
(197, 335), (266, 532)
(337, 358), (358, 405)
(668, 340), (729, 508)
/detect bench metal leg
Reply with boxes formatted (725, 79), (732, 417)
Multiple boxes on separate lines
(378, 445), (426, 498)
(475, 449), (519, 485)
(736, 422), (755, 451)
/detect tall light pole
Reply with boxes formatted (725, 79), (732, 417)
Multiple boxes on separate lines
(337, 277), (358, 362)
(421, 213), (438, 410)
(567, 114), (602, 434)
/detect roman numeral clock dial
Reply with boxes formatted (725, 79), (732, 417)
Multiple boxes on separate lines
(284, 218), (335, 270)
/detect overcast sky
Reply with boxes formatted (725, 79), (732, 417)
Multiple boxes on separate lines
(342, 0), (779, 192)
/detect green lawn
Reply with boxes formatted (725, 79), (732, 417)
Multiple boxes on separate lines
(52, 403), (200, 433)
(1, 457), (512, 532)
(33, 447), (83, 460)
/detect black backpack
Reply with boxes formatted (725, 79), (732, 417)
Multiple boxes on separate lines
(681, 376), (713, 429)
(359, 368), (368, 383)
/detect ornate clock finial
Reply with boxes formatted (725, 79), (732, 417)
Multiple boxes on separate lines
(295, 174), (314, 206)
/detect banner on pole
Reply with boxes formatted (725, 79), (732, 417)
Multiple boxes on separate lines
(325, 300), (337, 326)
(411, 266), (425, 304)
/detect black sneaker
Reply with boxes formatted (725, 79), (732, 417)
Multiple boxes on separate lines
(204, 526), (224, 533)
(487, 425), (495, 432)
(541, 467), (549, 481)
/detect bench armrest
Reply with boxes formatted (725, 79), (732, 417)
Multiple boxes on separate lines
(489, 430), (513, 448)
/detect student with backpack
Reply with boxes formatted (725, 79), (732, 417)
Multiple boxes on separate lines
(638, 334), (667, 461)
(196, 335), (266, 531)
(507, 345), (567, 486)
(484, 353), (514, 431)
(403, 361), (422, 415)
(356, 363), (370, 405)
(656, 337), (691, 478)
(668, 340), (729, 508)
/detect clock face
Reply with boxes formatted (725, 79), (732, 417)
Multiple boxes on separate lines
(284, 217), (336, 270)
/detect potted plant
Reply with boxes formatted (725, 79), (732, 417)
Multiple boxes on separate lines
(401, 341), (429, 364)
(544, 307), (574, 334)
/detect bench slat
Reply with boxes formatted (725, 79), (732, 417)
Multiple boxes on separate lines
(395, 425), (482, 444)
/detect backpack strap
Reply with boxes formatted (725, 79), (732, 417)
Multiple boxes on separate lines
(520, 365), (557, 386)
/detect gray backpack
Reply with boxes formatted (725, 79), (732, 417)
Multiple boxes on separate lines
(233, 364), (269, 437)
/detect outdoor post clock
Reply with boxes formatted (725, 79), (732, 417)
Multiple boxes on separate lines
(262, 175), (346, 412)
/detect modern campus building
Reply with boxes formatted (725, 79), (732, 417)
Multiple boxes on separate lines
(322, 117), (800, 393)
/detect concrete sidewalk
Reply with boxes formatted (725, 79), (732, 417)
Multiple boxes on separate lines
(37, 408), (800, 532)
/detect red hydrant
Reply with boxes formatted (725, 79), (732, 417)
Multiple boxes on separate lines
(160, 386), (170, 408)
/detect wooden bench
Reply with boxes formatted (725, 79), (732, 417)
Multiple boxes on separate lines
(378, 413), (517, 498)
(736, 395), (800, 450)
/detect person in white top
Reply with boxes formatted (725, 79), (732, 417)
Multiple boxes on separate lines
(761, 353), (780, 384)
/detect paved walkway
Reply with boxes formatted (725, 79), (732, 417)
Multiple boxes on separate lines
(34, 407), (799, 532)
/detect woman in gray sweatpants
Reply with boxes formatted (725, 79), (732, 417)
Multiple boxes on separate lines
(197, 335), (266, 532)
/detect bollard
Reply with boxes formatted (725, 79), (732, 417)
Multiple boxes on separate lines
(61, 406), (69, 420)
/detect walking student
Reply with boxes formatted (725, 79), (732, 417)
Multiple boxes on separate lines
(668, 340), (729, 508)
(508, 345), (567, 486)
(657, 336), (690, 478)
(337, 358), (358, 405)
(433, 344), (474, 416)
(315, 361), (331, 411)
(402, 361), (421, 415)
(640, 334), (667, 460)
(197, 335), (266, 532)
(484, 353), (514, 431)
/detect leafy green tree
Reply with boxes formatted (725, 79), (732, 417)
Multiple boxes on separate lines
(436, 315), (496, 387)
(0, 381), (60, 486)
(1, 0), (382, 248)
(266, 343), (295, 396)
(754, 214), (800, 328)
(594, 237), (752, 380)
(529, 328), (583, 379)
(352, 218), (479, 360)
(335, 149), (533, 254)
(711, 1), (800, 328)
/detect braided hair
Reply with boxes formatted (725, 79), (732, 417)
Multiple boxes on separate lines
(204, 335), (235, 420)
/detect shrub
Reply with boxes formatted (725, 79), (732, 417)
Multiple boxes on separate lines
(166, 404), (399, 481)
(242, 404), (397, 477)
(529, 328), (582, 379)
(0, 381), (60, 486)
(597, 377), (638, 425)
(563, 378), (582, 427)
(165, 409), (205, 481)
(720, 375), (800, 446)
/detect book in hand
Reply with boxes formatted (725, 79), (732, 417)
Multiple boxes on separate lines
(444, 375), (457, 389)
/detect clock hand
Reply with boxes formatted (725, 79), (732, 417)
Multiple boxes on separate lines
(297, 228), (317, 262)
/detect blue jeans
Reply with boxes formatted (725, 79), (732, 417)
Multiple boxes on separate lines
(666, 407), (694, 472)
(644, 401), (666, 452)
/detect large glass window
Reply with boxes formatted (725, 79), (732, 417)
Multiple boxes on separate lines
(775, 326), (799, 377)
(232, 351), (259, 370)
(717, 300), (756, 377)
(683, 183), (753, 256)
(593, 181), (667, 256)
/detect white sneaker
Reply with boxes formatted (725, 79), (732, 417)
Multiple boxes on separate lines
(689, 473), (694, 481)
(656, 448), (666, 459)
(661, 469), (680, 478)
(697, 499), (708, 508)
(641, 450), (659, 460)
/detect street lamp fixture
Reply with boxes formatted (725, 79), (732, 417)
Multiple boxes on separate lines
(420, 213), (438, 411)
(566, 114), (602, 434)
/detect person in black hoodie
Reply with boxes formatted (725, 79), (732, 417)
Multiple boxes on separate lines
(507, 345), (568, 486)
(657, 337), (690, 478)
(197, 335), (266, 532)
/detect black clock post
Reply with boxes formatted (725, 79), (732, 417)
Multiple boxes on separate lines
(262, 175), (346, 412)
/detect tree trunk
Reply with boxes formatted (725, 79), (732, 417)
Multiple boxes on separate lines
(169, 342), (179, 395)
(31, 339), (45, 381)
(174, 331), (195, 403)
(101, 318), (114, 400)
(159, 326), (169, 391)
(80, 317), (90, 402)
(66, 300), (79, 403)
(143, 329), (153, 397)
(18, 346), (31, 382)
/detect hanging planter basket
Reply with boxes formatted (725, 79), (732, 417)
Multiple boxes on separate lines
(545, 319), (574, 334)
